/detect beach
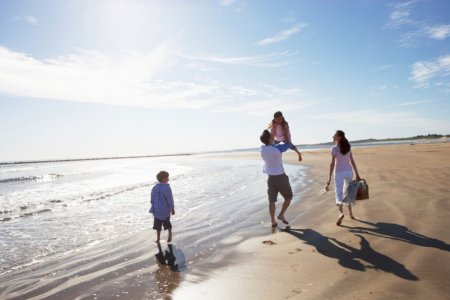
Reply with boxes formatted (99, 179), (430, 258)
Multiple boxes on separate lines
(174, 142), (450, 299)
(1, 142), (450, 299)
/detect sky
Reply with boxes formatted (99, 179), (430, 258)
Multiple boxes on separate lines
(0, 0), (449, 161)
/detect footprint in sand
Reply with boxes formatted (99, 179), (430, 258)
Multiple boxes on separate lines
(262, 240), (277, 245)
(288, 248), (303, 254)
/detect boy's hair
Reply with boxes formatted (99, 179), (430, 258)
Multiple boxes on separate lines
(260, 129), (271, 145)
(156, 171), (169, 182)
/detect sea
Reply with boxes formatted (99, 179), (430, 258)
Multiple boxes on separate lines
(0, 154), (306, 278)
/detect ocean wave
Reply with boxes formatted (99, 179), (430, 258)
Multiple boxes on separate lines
(0, 174), (64, 184)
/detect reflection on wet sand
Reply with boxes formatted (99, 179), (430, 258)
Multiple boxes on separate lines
(154, 243), (185, 299)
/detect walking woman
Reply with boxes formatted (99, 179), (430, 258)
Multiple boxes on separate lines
(326, 130), (361, 225)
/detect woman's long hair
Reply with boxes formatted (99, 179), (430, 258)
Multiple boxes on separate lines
(269, 111), (289, 130)
(336, 130), (351, 155)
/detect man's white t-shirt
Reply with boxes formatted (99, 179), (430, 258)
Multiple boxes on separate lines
(260, 143), (290, 175)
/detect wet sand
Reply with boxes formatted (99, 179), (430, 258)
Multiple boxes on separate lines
(174, 142), (450, 299)
(2, 143), (449, 299)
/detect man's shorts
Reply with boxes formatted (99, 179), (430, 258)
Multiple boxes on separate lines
(267, 173), (293, 203)
(153, 217), (172, 231)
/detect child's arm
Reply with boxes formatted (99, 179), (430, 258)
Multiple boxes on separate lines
(166, 188), (175, 215)
(285, 125), (292, 143)
(269, 124), (276, 139)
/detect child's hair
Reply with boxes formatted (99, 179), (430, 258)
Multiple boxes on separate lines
(156, 171), (169, 182)
(335, 130), (351, 155)
(260, 130), (271, 145)
(269, 111), (289, 129)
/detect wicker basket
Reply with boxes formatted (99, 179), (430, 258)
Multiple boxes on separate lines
(356, 179), (369, 200)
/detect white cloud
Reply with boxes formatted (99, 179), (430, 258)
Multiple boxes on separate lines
(426, 25), (450, 40)
(311, 109), (450, 132)
(256, 23), (308, 46)
(390, 99), (435, 107)
(385, 1), (416, 29)
(410, 54), (450, 88)
(12, 15), (38, 26)
(179, 51), (299, 67)
(219, 0), (236, 6)
(374, 64), (391, 71)
(386, 2), (450, 47)
(0, 45), (310, 115)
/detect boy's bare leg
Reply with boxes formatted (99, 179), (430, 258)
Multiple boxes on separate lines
(156, 230), (161, 243)
(269, 202), (277, 226)
(167, 229), (172, 244)
(278, 198), (291, 223)
(348, 204), (355, 219)
(336, 204), (344, 225)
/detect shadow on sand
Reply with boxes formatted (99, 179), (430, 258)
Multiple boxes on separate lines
(286, 228), (419, 281)
(340, 219), (450, 252)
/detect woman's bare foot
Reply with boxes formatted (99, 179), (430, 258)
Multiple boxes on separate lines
(336, 214), (344, 226)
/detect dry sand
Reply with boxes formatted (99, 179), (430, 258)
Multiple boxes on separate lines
(174, 143), (450, 299)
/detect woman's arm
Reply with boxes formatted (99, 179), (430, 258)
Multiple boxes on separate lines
(350, 152), (361, 181)
(326, 155), (336, 188)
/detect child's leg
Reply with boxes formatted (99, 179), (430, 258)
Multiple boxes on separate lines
(287, 141), (302, 161)
(156, 230), (161, 243)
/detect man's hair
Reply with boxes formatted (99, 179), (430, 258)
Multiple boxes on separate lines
(156, 170), (169, 182)
(260, 129), (271, 145)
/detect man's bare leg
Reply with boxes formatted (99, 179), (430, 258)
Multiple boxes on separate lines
(269, 202), (277, 226)
(278, 198), (291, 224)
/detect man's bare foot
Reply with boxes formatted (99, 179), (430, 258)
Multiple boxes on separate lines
(350, 214), (356, 220)
(277, 215), (289, 225)
(336, 214), (344, 226)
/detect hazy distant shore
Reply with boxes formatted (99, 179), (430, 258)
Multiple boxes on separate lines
(2, 135), (448, 165)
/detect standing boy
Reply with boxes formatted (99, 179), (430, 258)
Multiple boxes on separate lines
(150, 171), (175, 243)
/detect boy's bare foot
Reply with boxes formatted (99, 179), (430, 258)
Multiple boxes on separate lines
(298, 154), (302, 162)
(350, 214), (356, 220)
(155, 240), (160, 244)
(271, 222), (278, 228)
(336, 214), (344, 226)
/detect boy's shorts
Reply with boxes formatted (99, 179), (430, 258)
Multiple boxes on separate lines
(153, 217), (172, 231)
(267, 173), (293, 203)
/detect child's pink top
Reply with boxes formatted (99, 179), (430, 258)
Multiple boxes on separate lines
(332, 145), (352, 173)
(270, 124), (292, 142)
